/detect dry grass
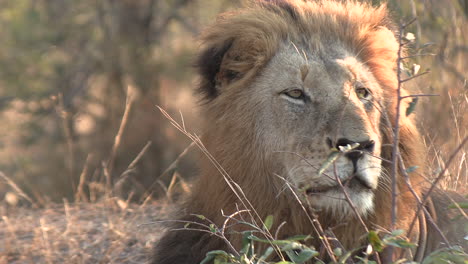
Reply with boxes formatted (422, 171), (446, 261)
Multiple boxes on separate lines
(0, 199), (167, 264)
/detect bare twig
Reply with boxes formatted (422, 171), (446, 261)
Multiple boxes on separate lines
(386, 17), (418, 262)
(406, 137), (468, 238)
(400, 71), (430, 83)
(400, 53), (436, 60)
(0, 171), (35, 206)
(332, 163), (382, 264)
(113, 141), (152, 196)
(396, 155), (451, 258)
(325, 229), (355, 264)
(157, 141), (195, 182)
(126, 141), (152, 172)
(400, 94), (439, 99)
(105, 85), (136, 194)
(57, 93), (77, 193)
(283, 180), (337, 262)
(145, 141), (195, 197)
(220, 210), (251, 256)
(75, 154), (94, 202)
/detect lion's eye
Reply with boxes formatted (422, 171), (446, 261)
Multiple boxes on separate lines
(284, 89), (305, 99)
(355, 86), (371, 100)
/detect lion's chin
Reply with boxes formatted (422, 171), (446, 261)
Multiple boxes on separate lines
(306, 188), (375, 218)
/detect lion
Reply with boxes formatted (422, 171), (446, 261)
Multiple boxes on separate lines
(152, 0), (467, 263)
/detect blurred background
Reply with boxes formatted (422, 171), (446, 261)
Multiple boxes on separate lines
(0, 0), (466, 205)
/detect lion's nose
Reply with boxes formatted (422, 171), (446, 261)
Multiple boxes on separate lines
(328, 138), (375, 164)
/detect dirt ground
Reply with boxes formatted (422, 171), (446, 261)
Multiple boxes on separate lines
(0, 199), (170, 264)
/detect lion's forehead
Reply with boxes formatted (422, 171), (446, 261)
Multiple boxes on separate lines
(256, 44), (383, 110)
(267, 44), (380, 90)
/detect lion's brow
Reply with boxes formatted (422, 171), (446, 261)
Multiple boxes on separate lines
(300, 65), (309, 82)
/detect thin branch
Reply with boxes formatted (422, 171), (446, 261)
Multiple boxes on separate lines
(283, 180), (338, 262)
(400, 71), (430, 83)
(333, 165), (369, 233)
(105, 85), (136, 193)
(113, 141), (152, 195)
(407, 137), (468, 238)
(75, 154), (94, 202)
(386, 17), (416, 262)
(396, 155), (451, 253)
(400, 53), (436, 60)
(158, 142), (195, 181)
(57, 93), (77, 193)
(402, 17), (417, 29)
(128, 141), (152, 170)
(400, 94), (439, 99)
(220, 210), (251, 256)
(390, 18), (407, 232)
(0, 171), (35, 206)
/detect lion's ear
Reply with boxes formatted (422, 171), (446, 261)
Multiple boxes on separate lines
(196, 38), (235, 100)
(195, 12), (279, 100)
(196, 37), (266, 100)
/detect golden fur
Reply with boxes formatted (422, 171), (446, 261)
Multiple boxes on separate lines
(153, 1), (467, 263)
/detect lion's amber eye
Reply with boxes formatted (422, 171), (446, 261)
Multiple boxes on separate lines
(356, 86), (371, 99)
(285, 89), (305, 99)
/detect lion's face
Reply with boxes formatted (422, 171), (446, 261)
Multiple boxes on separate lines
(196, 0), (406, 221)
(247, 44), (384, 217)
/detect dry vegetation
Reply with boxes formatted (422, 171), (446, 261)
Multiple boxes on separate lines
(0, 199), (165, 264)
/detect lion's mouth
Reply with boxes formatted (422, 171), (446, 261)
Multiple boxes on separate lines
(305, 175), (374, 195)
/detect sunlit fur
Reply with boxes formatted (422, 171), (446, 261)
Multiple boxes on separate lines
(152, 1), (466, 263)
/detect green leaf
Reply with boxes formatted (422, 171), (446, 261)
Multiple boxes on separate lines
(318, 143), (360, 176)
(248, 235), (270, 244)
(338, 250), (353, 263)
(248, 235), (290, 246)
(405, 166), (419, 173)
(333, 247), (342, 257)
(284, 235), (312, 242)
(259, 246), (274, 261)
(448, 202), (468, 209)
(239, 254), (250, 264)
(200, 254), (215, 264)
(422, 246), (468, 264)
(368, 231), (383, 252)
(209, 223), (216, 233)
(318, 150), (340, 176)
(263, 215), (274, 231)
(194, 214), (206, 220)
(406, 97), (419, 116)
(385, 238), (416, 249)
(391, 229), (405, 236)
(184, 223), (190, 228)
(281, 241), (304, 251)
(284, 246), (318, 264)
(205, 250), (231, 257)
(201, 250), (232, 264)
(241, 231), (253, 257)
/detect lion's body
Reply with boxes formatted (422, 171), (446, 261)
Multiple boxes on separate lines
(153, 1), (467, 263)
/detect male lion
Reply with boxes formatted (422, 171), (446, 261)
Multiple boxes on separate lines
(153, 0), (467, 263)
